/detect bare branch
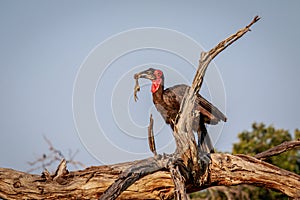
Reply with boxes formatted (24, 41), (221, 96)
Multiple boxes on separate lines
(43, 135), (65, 158)
(148, 114), (157, 156)
(1, 152), (300, 199)
(99, 155), (171, 200)
(173, 16), (260, 186)
(53, 159), (68, 180)
(27, 136), (85, 173)
(192, 16), (260, 96)
(254, 140), (300, 160)
(170, 165), (188, 200)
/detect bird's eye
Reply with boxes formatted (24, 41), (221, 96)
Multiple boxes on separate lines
(156, 70), (162, 77)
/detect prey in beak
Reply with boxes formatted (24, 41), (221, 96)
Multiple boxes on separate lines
(133, 68), (156, 102)
(134, 68), (156, 80)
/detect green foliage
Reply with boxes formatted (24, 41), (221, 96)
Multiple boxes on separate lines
(232, 123), (300, 199)
(190, 122), (300, 200)
(233, 123), (299, 173)
(295, 129), (300, 140)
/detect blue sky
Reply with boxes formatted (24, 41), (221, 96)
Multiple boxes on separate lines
(1, 1), (300, 172)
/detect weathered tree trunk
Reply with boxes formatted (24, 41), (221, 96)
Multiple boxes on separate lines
(0, 151), (300, 199)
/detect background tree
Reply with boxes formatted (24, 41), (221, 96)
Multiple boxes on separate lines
(233, 123), (300, 173)
(233, 123), (300, 199)
(190, 123), (300, 199)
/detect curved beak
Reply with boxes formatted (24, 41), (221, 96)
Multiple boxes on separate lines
(134, 68), (156, 80)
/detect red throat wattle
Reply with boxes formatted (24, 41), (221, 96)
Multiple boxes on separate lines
(151, 79), (162, 93)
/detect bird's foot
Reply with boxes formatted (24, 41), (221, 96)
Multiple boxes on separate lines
(198, 151), (212, 168)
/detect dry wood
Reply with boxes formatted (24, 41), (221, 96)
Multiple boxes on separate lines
(1, 151), (300, 199)
(254, 140), (300, 160)
(170, 16), (261, 187)
(1, 16), (299, 200)
(170, 164), (188, 200)
(148, 114), (157, 156)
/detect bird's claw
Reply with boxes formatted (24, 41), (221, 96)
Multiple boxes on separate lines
(198, 152), (212, 166)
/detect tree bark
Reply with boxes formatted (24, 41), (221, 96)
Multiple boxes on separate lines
(254, 140), (300, 160)
(0, 152), (299, 200)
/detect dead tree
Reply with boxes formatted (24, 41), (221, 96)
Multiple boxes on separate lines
(27, 136), (85, 173)
(0, 16), (300, 200)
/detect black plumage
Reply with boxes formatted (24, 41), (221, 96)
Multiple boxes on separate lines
(134, 68), (226, 153)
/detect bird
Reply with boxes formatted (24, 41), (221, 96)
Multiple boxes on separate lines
(134, 68), (227, 153)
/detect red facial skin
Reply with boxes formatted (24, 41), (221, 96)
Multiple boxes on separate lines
(151, 70), (163, 93)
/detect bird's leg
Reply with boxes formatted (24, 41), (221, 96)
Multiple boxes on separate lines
(197, 119), (215, 153)
(196, 120), (214, 175)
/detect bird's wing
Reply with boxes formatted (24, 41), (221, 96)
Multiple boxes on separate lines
(164, 84), (227, 124)
(159, 85), (184, 125)
(195, 93), (227, 124)
(162, 84), (187, 109)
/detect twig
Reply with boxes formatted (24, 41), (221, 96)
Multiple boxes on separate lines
(53, 159), (68, 181)
(43, 135), (65, 158)
(27, 136), (85, 173)
(254, 140), (300, 160)
(148, 114), (157, 156)
(192, 16), (260, 95)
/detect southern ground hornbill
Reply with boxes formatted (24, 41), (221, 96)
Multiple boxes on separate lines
(134, 68), (227, 153)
